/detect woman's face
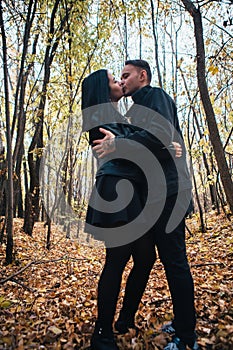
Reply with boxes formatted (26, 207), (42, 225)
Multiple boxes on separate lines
(108, 72), (123, 102)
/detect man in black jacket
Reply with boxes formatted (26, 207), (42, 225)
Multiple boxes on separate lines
(93, 60), (199, 350)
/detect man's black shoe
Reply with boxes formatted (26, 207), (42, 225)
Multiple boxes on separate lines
(164, 335), (200, 350)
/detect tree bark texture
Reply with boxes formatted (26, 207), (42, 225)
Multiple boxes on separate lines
(0, 0), (14, 263)
(24, 0), (65, 234)
(181, 0), (233, 213)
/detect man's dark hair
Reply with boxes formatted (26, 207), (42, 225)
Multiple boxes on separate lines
(125, 59), (152, 83)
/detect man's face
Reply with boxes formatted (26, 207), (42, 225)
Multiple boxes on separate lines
(121, 64), (146, 97)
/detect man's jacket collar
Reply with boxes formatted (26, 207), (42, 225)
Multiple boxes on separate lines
(131, 85), (151, 104)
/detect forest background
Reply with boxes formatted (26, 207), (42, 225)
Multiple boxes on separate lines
(0, 0), (232, 349)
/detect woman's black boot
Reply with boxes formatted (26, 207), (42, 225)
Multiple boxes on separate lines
(115, 319), (139, 336)
(91, 322), (119, 350)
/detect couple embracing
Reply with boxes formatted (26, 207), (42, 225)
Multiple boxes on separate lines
(81, 60), (199, 350)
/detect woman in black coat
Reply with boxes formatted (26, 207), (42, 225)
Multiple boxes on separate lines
(82, 70), (146, 238)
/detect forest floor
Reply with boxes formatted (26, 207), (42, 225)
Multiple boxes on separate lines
(0, 212), (233, 350)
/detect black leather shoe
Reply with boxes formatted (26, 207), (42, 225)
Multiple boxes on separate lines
(115, 319), (139, 336)
(91, 326), (119, 350)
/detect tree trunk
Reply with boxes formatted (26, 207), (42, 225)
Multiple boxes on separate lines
(0, 133), (7, 216)
(23, 192), (34, 236)
(24, 0), (65, 235)
(181, 0), (233, 213)
(11, 1), (38, 220)
(150, 0), (162, 87)
(179, 66), (218, 209)
(0, 0), (14, 264)
(122, 0), (128, 60)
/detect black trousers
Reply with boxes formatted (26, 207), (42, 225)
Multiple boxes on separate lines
(96, 194), (196, 344)
(150, 195), (196, 345)
(97, 229), (156, 332)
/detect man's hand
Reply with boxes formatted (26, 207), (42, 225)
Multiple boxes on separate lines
(172, 142), (182, 158)
(92, 128), (116, 158)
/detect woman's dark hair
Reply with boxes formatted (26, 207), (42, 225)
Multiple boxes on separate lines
(125, 59), (152, 83)
(81, 69), (120, 132)
(81, 69), (110, 110)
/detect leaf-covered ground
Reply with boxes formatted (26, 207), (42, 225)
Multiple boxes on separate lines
(0, 212), (233, 349)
